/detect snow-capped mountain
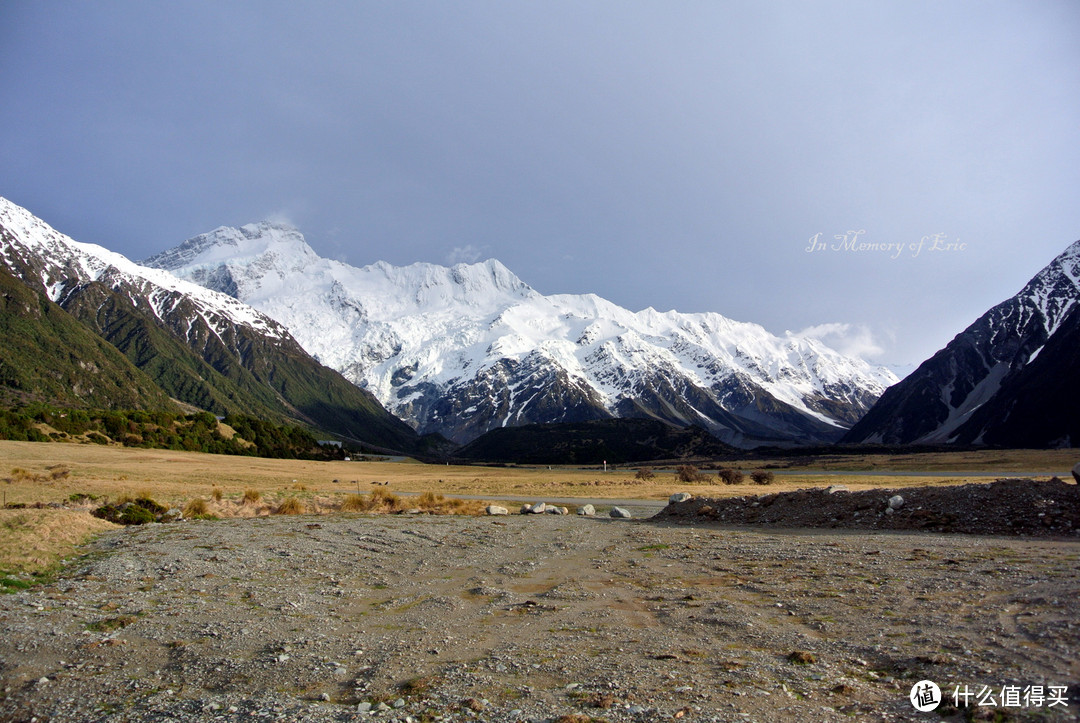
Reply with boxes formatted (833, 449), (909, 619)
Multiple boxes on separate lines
(0, 197), (421, 452)
(0, 198), (289, 341)
(146, 223), (898, 446)
(843, 239), (1080, 447)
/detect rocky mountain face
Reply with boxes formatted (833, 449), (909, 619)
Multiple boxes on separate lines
(843, 239), (1080, 447)
(0, 197), (423, 453)
(146, 223), (897, 446)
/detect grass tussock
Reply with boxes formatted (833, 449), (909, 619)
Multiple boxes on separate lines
(337, 488), (484, 515)
(242, 488), (262, 504)
(211, 486), (223, 501)
(183, 498), (210, 517)
(0, 508), (116, 574)
(5, 465), (71, 484)
(275, 497), (306, 515)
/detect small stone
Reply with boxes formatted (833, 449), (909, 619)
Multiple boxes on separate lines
(610, 506), (632, 519)
(669, 492), (692, 503)
(320, 693), (331, 702)
(357, 702), (372, 712)
(376, 702), (391, 711)
(885, 507), (895, 515)
(577, 504), (596, 516)
(335, 667), (347, 676)
(486, 505), (509, 516)
(393, 697), (406, 708)
(277, 654), (290, 663)
(37, 677), (49, 686)
(826, 485), (849, 494)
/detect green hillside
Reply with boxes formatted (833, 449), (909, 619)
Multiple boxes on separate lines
(0, 267), (176, 411)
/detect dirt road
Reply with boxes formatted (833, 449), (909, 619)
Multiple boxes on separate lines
(1, 511), (1078, 721)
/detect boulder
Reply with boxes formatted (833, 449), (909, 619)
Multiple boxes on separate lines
(669, 492), (692, 504)
(529, 502), (548, 514)
(520, 504), (532, 514)
(486, 505), (509, 516)
(609, 506), (632, 519)
(825, 485), (849, 494)
(887, 495), (905, 510)
(577, 504), (596, 516)
(1072, 462), (1080, 484)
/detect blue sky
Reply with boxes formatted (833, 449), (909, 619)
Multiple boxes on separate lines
(2, 1), (1078, 370)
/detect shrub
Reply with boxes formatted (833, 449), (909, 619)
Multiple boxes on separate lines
(718, 468), (744, 485)
(275, 497), (305, 515)
(92, 497), (166, 525)
(676, 465), (707, 483)
(635, 467), (655, 481)
(750, 470), (775, 485)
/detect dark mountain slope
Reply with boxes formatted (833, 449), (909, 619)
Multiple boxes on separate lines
(454, 417), (736, 464)
(843, 239), (1080, 447)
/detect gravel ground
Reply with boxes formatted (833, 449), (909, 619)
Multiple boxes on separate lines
(1, 501), (1079, 722)
(656, 478), (1080, 537)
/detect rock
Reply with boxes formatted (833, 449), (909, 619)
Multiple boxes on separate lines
(520, 504), (532, 514)
(486, 505), (509, 516)
(334, 667), (347, 676)
(320, 692), (331, 701)
(393, 697), (406, 708)
(161, 508), (183, 522)
(826, 485), (849, 494)
(669, 492), (692, 503)
(357, 702), (372, 712)
(610, 507), (632, 519)
(888, 495), (905, 510)
(547, 506), (568, 515)
(530, 502), (548, 514)
(577, 504), (596, 516)
(885, 507), (895, 515)
(1072, 462), (1080, 484)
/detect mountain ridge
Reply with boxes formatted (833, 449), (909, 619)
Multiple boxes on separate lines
(147, 222), (898, 447)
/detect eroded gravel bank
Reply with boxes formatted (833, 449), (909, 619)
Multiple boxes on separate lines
(1, 511), (1078, 722)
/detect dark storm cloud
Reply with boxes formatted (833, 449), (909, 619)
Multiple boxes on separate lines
(1, 0), (1078, 368)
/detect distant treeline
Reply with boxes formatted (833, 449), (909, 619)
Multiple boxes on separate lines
(0, 405), (347, 460)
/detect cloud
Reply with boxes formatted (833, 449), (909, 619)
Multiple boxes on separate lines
(446, 244), (485, 265)
(796, 322), (887, 360)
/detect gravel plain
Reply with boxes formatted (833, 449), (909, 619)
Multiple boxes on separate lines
(1, 501), (1079, 722)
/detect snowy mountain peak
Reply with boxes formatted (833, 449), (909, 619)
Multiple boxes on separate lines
(152, 220), (898, 446)
(142, 221), (318, 272)
(0, 197), (289, 340)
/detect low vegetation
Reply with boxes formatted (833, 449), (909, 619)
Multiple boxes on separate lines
(0, 405), (347, 460)
(0, 508), (116, 575)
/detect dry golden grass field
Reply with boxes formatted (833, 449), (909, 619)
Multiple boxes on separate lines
(1, 440), (1076, 507)
(1, 439), (1075, 576)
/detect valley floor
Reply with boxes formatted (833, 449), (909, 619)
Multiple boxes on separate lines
(1, 513), (1077, 722)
